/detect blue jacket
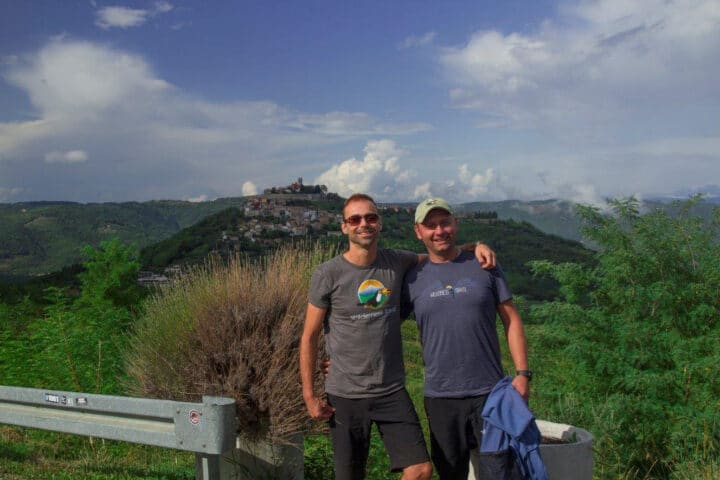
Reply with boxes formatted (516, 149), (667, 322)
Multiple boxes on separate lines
(480, 376), (548, 480)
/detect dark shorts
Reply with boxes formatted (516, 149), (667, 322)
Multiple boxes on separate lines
(327, 388), (430, 480)
(424, 395), (488, 480)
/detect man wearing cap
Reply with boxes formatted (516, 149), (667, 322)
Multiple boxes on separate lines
(402, 198), (531, 480)
(300, 193), (498, 480)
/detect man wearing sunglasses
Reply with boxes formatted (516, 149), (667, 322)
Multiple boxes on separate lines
(300, 193), (496, 480)
(402, 198), (531, 480)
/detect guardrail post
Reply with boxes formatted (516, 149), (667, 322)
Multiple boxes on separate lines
(195, 453), (222, 480)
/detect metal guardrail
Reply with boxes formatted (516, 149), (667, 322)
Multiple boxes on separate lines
(0, 385), (237, 479)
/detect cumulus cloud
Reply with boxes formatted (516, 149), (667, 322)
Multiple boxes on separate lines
(5, 40), (170, 117)
(242, 181), (258, 196)
(0, 39), (426, 202)
(314, 141), (502, 202)
(314, 140), (411, 199)
(399, 31), (437, 50)
(458, 164), (493, 196)
(44, 150), (88, 164)
(95, 2), (173, 30)
(439, 0), (720, 132)
(404, 164), (496, 202)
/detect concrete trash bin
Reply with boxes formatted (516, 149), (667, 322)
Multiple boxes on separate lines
(468, 419), (593, 480)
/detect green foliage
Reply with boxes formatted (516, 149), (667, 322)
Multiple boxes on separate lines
(139, 208), (248, 268)
(529, 196), (720, 478)
(79, 239), (144, 309)
(0, 239), (142, 393)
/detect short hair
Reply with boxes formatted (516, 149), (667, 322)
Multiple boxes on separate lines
(343, 193), (377, 217)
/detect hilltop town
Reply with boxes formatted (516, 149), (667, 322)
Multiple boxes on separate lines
(140, 178), (346, 285)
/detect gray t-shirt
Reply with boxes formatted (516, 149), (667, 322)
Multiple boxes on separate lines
(309, 248), (417, 398)
(402, 251), (512, 398)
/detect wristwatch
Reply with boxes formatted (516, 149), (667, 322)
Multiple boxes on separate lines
(516, 370), (533, 381)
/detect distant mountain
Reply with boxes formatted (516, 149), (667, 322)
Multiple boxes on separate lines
(456, 199), (584, 241)
(648, 185), (720, 204)
(457, 196), (719, 242)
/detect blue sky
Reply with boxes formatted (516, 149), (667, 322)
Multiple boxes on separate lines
(1, 0), (719, 204)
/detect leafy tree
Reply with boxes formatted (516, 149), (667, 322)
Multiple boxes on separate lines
(78, 238), (143, 309)
(529, 196), (720, 478)
(0, 239), (142, 393)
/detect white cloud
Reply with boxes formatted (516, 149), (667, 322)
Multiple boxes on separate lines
(402, 164), (497, 203)
(185, 194), (208, 203)
(439, 0), (720, 132)
(315, 140), (412, 199)
(315, 141), (503, 202)
(242, 181), (258, 196)
(44, 150), (88, 164)
(554, 183), (605, 207)
(5, 40), (170, 116)
(154, 2), (173, 14)
(413, 182), (433, 200)
(458, 164), (493, 196)
(291, 112), (430, 136)
(0, 40), (426, 202)
(95, 6), (149, 29)
(95, 2), (173, 30)
(399, 31), (437, 50)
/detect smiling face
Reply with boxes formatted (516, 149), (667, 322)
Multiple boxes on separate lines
(341, 198), (382, 248)
(414, 208), (458, 261)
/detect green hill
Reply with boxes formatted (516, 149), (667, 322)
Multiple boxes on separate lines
(0, 198), (248, 278)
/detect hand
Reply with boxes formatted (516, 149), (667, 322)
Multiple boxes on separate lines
(321, 357), (331, 376)
(474, 242), (496, 269)
(511, 375), (530, 402)
(304, 395), (335, 420)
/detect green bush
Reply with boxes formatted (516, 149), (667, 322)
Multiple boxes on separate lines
(0, 239), (140, 393)
(529, 196), (720, 478)
(125, 242), (338, 443)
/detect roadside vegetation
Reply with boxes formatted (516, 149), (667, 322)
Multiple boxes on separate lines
(0, 197), (717, 479)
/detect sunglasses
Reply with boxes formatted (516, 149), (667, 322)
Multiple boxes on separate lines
(421, 218), (454, 230)
(343, 213), (380, 226)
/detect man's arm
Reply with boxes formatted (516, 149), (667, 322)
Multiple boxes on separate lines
(415, 242), (497, 268)
(463, 242), (496, 269)
(497, 299), (530, 401)
(300, 303), (335, 419)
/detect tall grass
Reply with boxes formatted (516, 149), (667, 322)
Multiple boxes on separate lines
(125, 242), (338, 443)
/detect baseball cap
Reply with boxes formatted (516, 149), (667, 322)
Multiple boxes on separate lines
(414, 197), (454, 224)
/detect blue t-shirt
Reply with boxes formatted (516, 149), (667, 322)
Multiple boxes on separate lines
(402, 251), (512, 398)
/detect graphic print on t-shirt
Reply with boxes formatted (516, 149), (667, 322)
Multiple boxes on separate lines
(428, 279), (470, 299)
(357, 279), (391, 309)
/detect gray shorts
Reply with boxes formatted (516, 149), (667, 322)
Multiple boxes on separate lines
(327, 388), (430, 480)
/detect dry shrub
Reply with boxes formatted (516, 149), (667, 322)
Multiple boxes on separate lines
(125, 241), (337, 442)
